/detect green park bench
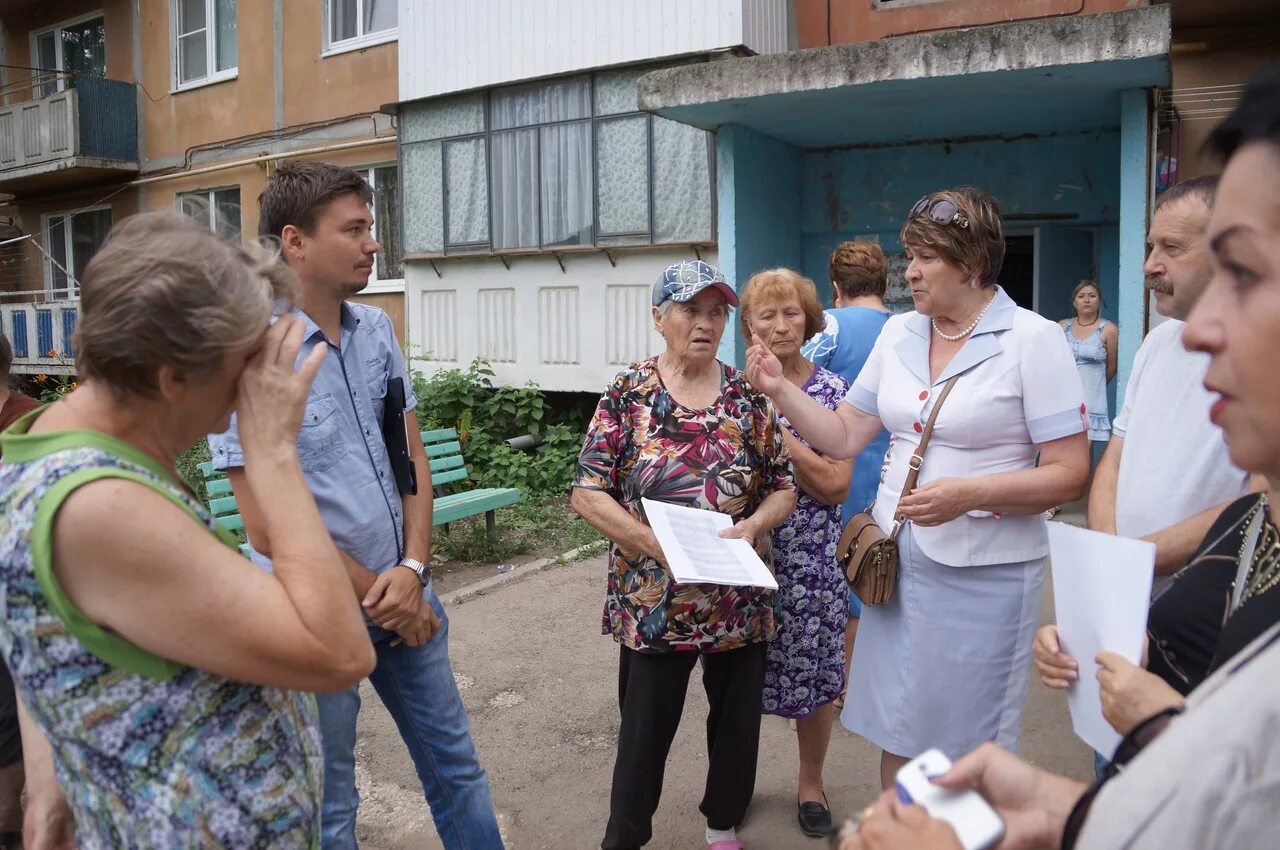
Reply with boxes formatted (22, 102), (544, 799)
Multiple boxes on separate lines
(195, 427), (521, 550)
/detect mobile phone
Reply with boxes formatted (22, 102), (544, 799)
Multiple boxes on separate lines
(895, 749), (1004, 850)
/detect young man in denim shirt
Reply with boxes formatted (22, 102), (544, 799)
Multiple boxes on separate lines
(208, 161), (502, 849)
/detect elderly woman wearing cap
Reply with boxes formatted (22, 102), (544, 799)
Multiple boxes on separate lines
(572, 260), (797, 850)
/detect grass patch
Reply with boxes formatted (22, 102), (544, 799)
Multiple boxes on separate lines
(433, 495), (601, 565)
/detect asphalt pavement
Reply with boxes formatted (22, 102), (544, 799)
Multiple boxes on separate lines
(353, 545), (1091, 850)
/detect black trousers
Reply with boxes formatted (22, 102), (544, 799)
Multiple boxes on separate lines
(601, 641), (767, 850)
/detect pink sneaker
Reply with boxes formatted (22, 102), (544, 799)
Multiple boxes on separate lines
(707, 842), (743, 850)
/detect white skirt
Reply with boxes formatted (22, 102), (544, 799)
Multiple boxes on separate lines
(841, 524), (1044, 759)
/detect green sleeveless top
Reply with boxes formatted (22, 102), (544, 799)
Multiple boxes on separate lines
(0, 412), (322, 848)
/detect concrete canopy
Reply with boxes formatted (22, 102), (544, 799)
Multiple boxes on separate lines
(638, 6), (1171, 148)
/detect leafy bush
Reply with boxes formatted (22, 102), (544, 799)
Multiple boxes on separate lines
(412, 358), (587, 497)
(176, 439), (213, 504)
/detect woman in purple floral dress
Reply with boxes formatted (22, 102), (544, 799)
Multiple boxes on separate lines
(740, 269), (853, 839)
(572, 261), (798, 850)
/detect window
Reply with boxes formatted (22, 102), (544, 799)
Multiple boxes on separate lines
(42, 208), (112, 300)
(31, 14), (106, 98)
(325, 0), (397, 53)
(172, 0), (237, 89)
(399, 62), (714, 256)
(355, 164), (403, 289)
(178, 187), (242, 242)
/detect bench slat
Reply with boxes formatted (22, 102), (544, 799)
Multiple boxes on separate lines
(427, 455), (465, 473)
(420, 428), (459, 443)
(433, 488), (521, 526)
(206, 479), (233, 497)
(209, 496), (239, 516)
(214, 514), (245, 532)
(425, 441), (462, 460)
(197, 461), (218, 479)
(430, 468), (469, 487)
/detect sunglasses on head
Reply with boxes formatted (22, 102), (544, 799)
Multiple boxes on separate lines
(910, 196), (970, 229)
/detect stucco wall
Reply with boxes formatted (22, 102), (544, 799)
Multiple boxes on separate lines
(795, 0), (1145, 47)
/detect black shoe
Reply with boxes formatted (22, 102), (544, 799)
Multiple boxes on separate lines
(797, 796), (832, 838)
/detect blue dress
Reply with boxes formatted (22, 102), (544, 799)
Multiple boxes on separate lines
(1064, 318), (1112, 442)
(803, 306), (893, 617)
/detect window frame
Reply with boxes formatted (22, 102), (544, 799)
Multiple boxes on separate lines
(400, 64), (717, 258)
(170, 0), (238, 93)
(29, 10), (106, 97)
(175, 186), (243, 241)
(322, 0), (398, 58)
(40, 205), (113, 302)
(360, 163), (405, 294)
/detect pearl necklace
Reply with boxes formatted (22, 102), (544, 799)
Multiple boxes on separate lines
(932, 295), (995, 341)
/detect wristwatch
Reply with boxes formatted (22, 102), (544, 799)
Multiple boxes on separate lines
(399, 557), (432, 587)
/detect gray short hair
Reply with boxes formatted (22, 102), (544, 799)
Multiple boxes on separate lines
(1153, 175), (1218, 213)
(76, 213), (299, 398)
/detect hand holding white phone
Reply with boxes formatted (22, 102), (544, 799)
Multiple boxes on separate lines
(896, 749), (1004, 850)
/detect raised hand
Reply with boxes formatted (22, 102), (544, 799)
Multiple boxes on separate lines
(236, 316), (327, 461)
(745, 332), (785, 396)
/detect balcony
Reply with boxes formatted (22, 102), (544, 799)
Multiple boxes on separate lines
(0, 74), (139, 196)
(0, 296), (77, 376)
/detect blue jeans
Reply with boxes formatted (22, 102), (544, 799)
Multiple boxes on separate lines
(317, 584), (503, 850)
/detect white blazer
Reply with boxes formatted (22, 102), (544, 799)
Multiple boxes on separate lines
(845, 286), (1086, 567)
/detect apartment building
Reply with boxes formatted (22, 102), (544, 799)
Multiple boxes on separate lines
(0, 0), (403, 375)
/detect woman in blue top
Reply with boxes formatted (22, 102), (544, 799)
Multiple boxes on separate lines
(1059, 280), (1118, 468)
(801, 241), (894, 701)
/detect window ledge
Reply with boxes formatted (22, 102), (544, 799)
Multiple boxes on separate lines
(402, 241), (717, 262)
(323, 30), (398, 58)
(361, 280), (406, 295)
(171, 69), (239, 95)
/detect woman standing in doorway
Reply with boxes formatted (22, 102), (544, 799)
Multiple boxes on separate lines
(1060, 280), (1118, 468)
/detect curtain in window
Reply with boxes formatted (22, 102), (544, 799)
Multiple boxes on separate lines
(215, 0), (237, 72)
(652, 118), (712, 244)
(331, 0), (357, 43)
(71, 210), (113, 285)
(402, 141), (443, 253)
(490, 130), (539, 250)
(179, 0), (208, 82)
(445, 139), (488, 246)
(490, 77), (590, 130)
(373, 167), (402, 278)
(214, 189), (242, 242)
(540, 122), (592, 247)
(596, 116), (649, 236)
(364, 0), (396, 34)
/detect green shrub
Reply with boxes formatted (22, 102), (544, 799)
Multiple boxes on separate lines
(412, 358), (587, 498)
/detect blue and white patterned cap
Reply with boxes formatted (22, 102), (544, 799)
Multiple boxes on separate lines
(651, 260), (739, 308)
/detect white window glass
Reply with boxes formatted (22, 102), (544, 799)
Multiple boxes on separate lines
(540, 122), (592, 248)
(445, 139), (488, 246)
(328, 0), (396, 48)
(370, 166), (403, 280)
(45, 208), (112, 299)
(401, 141), (443, 253)
(175, 0), (237, 87)
(490, 76), (590, 131)
(652, 117), (712, 244)
(178, 188), (242, 242)
(596, 116), (649, 235)
(489, 130), (539, 250)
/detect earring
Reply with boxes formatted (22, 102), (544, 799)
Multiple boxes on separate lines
(970, 279), (978, 289)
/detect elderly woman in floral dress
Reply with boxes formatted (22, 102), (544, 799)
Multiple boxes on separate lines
(572, 260), (797, 850)
(739, 268), (853, 838)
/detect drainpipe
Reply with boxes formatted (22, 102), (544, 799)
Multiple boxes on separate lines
(128, 134), (398, 188)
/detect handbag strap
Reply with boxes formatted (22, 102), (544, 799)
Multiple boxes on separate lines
(891, 374), (961, 536)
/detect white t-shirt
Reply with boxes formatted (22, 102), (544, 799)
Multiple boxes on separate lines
(1112, 320), (1250, 545)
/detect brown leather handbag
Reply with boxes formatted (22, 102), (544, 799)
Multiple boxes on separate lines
(836, 375), (959, 606)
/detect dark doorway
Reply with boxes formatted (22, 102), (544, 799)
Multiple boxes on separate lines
(1000, 235), (1035, 311)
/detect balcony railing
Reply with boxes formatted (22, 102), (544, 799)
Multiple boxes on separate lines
(0, 294), (78, 376)
(0, 71), (139, 191)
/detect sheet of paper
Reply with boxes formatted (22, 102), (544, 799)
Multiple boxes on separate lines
(641, 498), (778, 590)
(1047, 521), (1155, 758)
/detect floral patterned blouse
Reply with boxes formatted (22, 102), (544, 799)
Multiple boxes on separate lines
(573, 357), (796, 654)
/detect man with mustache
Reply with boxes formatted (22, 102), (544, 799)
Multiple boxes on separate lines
(1035, 175), (1260, 775)
(1088, 176), (1257, 586)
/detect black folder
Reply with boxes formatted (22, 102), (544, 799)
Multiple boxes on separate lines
(380, 376), (418, 496)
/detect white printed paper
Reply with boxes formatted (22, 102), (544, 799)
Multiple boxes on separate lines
(641, 498), (778, 590)
(1047, 521), (1155, 758)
